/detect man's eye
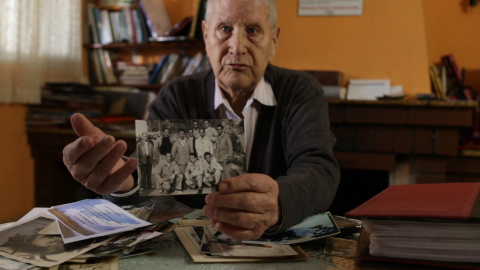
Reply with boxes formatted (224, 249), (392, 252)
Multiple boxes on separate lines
(220, 25), (231, 32)
(247, 28), (259, 35)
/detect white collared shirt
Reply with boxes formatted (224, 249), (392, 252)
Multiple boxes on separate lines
(214, 77), (277, 170)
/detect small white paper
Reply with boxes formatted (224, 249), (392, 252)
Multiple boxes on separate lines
(347, 79), (391, 100)
(299, 0), (364, 16)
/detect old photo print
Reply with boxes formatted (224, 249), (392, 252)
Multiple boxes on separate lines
(135, 119), (245, 196)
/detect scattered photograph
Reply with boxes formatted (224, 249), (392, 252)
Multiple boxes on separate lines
(48, 199), (152, 244)
(202, 225), (299, 258)
(242, 212), (341, 245)
(0, 214), (109, 268)
(135, 119), (246, 196)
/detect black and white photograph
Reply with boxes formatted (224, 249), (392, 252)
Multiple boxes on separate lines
(135, 119), (246, 196)
(0, 214), (107, 268)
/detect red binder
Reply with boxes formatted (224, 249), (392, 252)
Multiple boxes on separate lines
(347, 182), (480, 270)
(346, 182), (480, 220)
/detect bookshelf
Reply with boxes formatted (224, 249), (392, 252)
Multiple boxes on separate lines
(84, 0), (207, 93)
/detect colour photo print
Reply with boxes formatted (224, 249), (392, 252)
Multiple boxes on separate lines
(136, 119), (245, 196)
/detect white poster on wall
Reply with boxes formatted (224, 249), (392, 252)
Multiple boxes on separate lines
(298, 0), (364, 16)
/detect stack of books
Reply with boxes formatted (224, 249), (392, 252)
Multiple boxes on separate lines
(117, 62), (152, 85)
(346, 182), (480, 269)
(27, 83), (104, 126)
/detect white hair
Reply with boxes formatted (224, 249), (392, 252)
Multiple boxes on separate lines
(204, 0), (277, 31)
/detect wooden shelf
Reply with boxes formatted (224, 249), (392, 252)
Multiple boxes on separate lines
(84, 38), (205, 51)
(92, 83), (163, 91)
(328, 99), (477, 108)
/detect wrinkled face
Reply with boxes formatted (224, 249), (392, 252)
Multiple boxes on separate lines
(32, 235), (63, 247)
(202, 0), (280, 95)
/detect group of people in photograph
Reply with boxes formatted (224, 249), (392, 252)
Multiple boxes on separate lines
(137, 119), (245, 195)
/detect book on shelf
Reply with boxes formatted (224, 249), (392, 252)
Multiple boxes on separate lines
(117, 62), (152, 85)
(88, 49), (118, 84)
(92, 7), (106, 44)
(182, 52), (204, 76)
(164, 16), (193, 37)
(148, 54), (169, 84)
(88, 50), (102, 84)
(138, 0), (172, 40)
(429, 65), (446, 100)
(441, 53), (474, 100)
(100, 9), (114, 45)
(442, 54), (462, 90)
(108, 10), (127, 43)
(130, 8), (145, 43)
(346, 182), (480, 269)
(189, 0), (207, 40)
(195, 54), (211, 73)
(86, 2), (101, 44)
(158, 53), (181, 84)
(89, 52), (209, 87)
(121, 7), (135, 43)
(99, 0), (136, 8)
(135, 3), (152, 42)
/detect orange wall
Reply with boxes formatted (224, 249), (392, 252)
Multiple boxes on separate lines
(273, 0), (431, 95)
(424, 0), (480, 92)
(0, 105), (34, 223)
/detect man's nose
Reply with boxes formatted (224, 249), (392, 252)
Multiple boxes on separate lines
(228, 30), (247, 56)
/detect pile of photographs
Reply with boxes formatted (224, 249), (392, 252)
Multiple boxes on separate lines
(0, 196), (193, 269)
(174, 212), (342, 263)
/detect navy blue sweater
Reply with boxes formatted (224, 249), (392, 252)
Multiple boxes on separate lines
(107, 64), (340, 232)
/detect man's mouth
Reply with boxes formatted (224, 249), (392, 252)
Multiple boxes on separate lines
(227, 63), (248, 70)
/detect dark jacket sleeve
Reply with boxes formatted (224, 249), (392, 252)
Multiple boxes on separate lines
(273, 70), (340, 231)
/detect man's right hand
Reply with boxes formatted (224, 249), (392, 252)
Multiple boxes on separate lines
(62, 113), (138, 195)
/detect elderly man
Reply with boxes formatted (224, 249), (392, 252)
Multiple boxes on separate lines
(62, 0), (339, 240)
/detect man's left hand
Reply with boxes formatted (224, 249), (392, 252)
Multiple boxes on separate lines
(203, 173), (280, 240)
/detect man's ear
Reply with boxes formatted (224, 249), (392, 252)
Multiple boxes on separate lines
(202, 20), (210, 55)
(269, 26), (281, 61)
(202, 20), (208, 42)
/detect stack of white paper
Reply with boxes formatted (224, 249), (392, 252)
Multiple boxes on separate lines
(347, 79), (391, 100)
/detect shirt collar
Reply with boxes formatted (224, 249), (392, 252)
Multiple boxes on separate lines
(214, 78), (277, 111)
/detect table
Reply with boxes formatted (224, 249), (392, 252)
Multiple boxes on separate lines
(0, 217), (355, 270)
